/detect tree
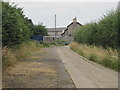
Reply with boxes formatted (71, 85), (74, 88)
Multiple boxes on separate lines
(33, 23), (48, 36)
(2, 2), (33, 46)
(74, 10), (118, 49)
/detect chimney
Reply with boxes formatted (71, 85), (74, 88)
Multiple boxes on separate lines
(73, 17), (77, 22)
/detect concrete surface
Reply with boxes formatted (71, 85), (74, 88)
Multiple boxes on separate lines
(57, 46), (118, 88)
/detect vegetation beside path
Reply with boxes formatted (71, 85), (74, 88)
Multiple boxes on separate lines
(2, 2), (47, 47)
(2, 41), (41, 71)
(70, 42), (119, 71)
(2, 2), (66, 71)
(72, 9), (119, 71)
(2, 40), (66, 71)
(74, 10), (119, 49)
(2, 2), (48, 71)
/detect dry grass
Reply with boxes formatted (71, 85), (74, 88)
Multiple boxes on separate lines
(2, 47), (17, 71)
(2, 41), (41, 71)
(15, 42), (41, 61)
(70, 42), (118, 71)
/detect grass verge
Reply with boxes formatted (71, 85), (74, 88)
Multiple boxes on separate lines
(2, 40), (67, 71)
(2, 41), (41, 71)
(70, 42), (119, 71)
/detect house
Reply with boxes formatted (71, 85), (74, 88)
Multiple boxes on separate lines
(61, 17), (82, 41)
(45, 17), (82, 43)
(47, 27), (66, 36)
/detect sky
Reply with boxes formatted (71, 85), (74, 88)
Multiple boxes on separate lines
(9, 0), (118, 28)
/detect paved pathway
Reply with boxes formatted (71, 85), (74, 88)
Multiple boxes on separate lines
(57, 46), (118, 88)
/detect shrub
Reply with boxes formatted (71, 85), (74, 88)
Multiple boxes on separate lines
(2, 2), (33, 46)
(74, 10), (119, 49)
(33, 24), (48, 36)
(2, 2), (47, 47)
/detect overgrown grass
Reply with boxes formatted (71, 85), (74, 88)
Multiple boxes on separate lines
(70, 42), (119, 71)
(2, 47), (17, 71)
(2, 40), (66, 71)
(2, 41), (41, 71)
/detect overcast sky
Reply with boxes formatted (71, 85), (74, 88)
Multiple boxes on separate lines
(10, 1), (118, 28)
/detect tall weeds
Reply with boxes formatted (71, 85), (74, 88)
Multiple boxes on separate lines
(2, 47), (17, 70)
(2, 41), (41, 71)
(70, 42), (118, 71)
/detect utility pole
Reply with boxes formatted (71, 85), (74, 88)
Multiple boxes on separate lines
(55, 14), (56, 38)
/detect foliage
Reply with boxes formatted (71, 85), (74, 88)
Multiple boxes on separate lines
(2, 2), (34, 46)
(74, 10), (119, 49)
(33, 24), (48, 36)
(70, 42), (119, 71)
(2, 2), (47, 47)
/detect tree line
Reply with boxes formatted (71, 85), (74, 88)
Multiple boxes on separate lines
(74, 10), (119, 49)
(2, 2), (48, 47)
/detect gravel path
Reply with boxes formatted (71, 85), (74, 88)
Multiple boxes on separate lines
(2, 47), (75, 88)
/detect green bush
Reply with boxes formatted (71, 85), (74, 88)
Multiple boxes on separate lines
(2, 2), (47, 47)
(2, 2), (34, 46)
(33, 24), (48, 36)
(74, 10), (119, 49)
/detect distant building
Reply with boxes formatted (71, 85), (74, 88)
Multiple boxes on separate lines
(45, 17), (82, 42)
(61, 17), (82, 41)
(47, 27), (66, 36)
(43, 36), (60, 43)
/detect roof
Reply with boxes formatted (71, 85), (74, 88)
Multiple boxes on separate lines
(47, 27), (66, 32)
(67, 22), (82, 27)
(61, 22), (82, 35)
